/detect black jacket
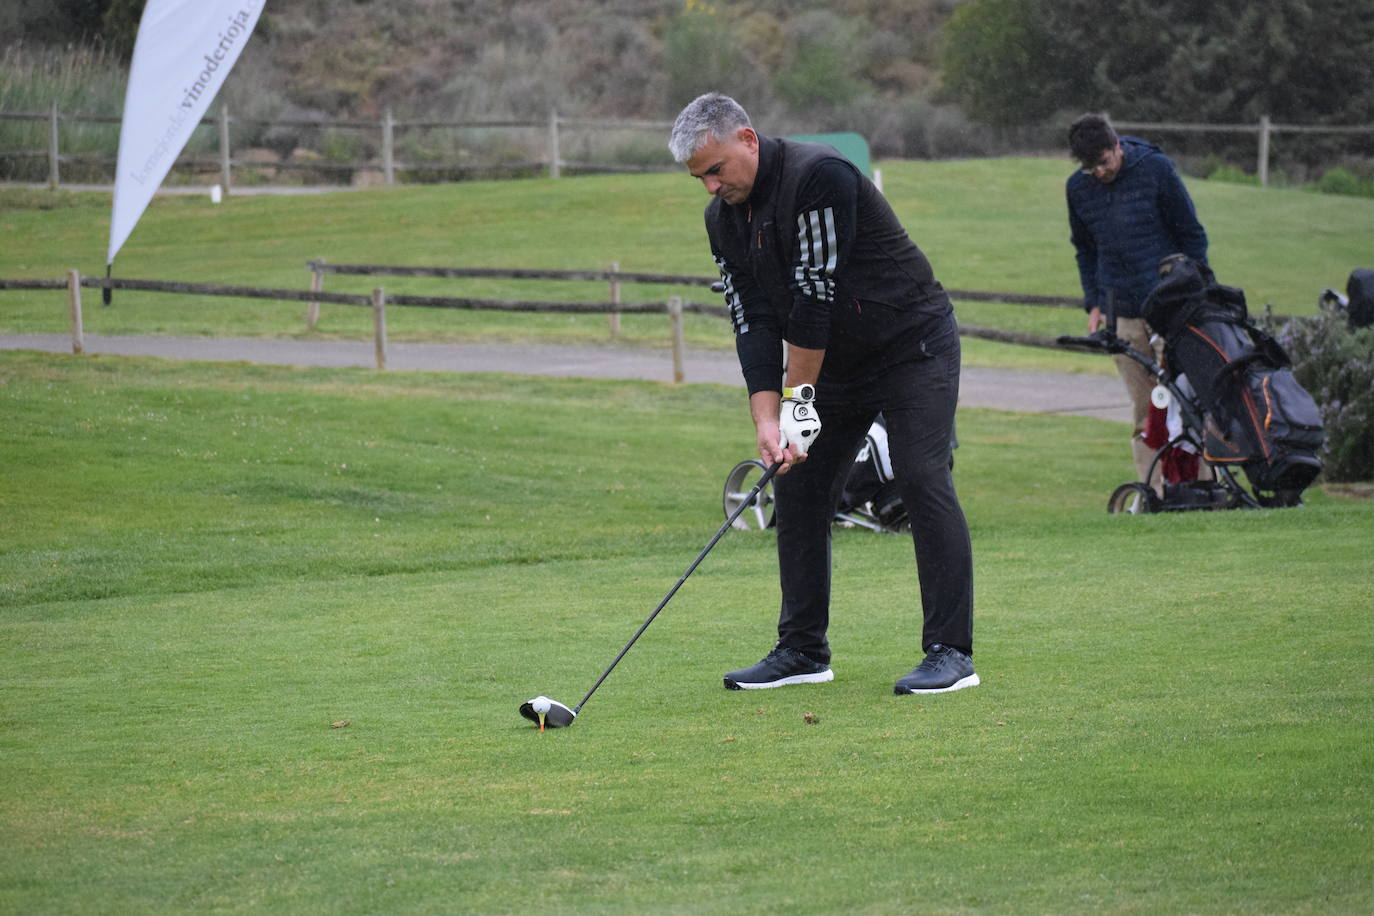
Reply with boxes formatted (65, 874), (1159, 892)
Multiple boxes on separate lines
(706, 136), (952, 395)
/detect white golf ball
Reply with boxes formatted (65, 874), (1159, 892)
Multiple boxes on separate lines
(531, 696), (552, 715)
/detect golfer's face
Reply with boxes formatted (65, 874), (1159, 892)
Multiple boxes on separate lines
(686, 128), (759, 206)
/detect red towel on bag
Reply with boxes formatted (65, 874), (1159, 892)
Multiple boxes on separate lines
(1143, 397), (1200, 483)
(1143, 401), (1170, 450)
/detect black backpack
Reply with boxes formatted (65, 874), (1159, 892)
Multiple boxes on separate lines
(1143, 257), (1324, 499)
(1346, 268), (1374, 329)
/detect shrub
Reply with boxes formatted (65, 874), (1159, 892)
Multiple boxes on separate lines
(1206, 163), (1260, 186)
(320, 127), (373, 165)
(773, 11), (867, 110)
(1266, 304), (1374, 482)
(1313, 167), (1374, 199)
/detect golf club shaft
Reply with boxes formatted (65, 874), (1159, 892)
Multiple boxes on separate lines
(575, 461), (781, 712)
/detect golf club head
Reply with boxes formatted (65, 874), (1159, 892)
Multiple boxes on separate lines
(518, 697), (577, 729)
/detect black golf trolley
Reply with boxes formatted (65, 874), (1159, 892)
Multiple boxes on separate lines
(1058, 328), (1267, 514)
(1057, 257), (1324, 515)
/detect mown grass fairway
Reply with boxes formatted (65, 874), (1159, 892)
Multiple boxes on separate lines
(4, 160), (1373, 377)
(2, 353), (1371, 913)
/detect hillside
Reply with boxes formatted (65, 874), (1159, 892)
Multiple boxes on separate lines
(3, 0), (975, 159)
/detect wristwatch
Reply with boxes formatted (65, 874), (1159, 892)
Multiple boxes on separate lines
(782, 384), (816, 402)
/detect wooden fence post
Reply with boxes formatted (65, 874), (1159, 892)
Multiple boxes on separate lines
(372, 287), (388, 370)
(608, 261), (621, 338)
(548, 109), (561, 179)
(306, 259), (324, 330)
(67, 269), (84, 354)
(1257, 114), (1271, 187)
(219, 102), (232, 193)
(667, 296), (685, 384)
(48, 100), (60, 190)
(382, 107), (395, 186)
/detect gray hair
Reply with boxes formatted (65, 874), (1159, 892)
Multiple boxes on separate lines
(668, 93), (752, 162)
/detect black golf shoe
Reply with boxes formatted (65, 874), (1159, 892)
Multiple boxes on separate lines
(894, 644), (979, 694)
(724, 647), (833, 690)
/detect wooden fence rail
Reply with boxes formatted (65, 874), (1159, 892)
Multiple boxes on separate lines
(7, 270), (1081, 310)
(1, 104), (676, 191)
(304, 259), (1083, 308)
(2, 271), (1084, 378)
(0, 275), (727, 314)
(1, 273), (716, 377)
(300, 259), (732, 334)
(307, 260), (719, 286)
(7, 101), (1370, 191)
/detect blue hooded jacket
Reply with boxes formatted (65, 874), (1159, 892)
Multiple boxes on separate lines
(1067, 136), (1208, 318)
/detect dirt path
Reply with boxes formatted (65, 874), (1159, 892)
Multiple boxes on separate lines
(1, 333), (1129, 422)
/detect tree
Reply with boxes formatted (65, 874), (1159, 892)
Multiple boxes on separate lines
(1, 0), (114, 47)
(101, 0), (148, 58)
(940, 0), (1076, 124)
(942, 0), (1374, 125)
(661, 1), (771, 109)
(772, 10), (867, 110)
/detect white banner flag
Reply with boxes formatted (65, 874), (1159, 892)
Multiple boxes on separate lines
(107, 0), (266, 265)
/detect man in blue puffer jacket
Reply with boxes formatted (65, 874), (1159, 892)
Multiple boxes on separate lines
(1066, 113), (1208, 487)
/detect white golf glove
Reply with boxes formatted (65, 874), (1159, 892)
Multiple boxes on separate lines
(778, 384), (821, 456)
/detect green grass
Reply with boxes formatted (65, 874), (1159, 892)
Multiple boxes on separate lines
(3, 163), (1372, 909)
(4, 159), (1372, 377)
(2, 352), (1372, 913)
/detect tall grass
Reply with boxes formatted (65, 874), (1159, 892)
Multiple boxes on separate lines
(0, 43), (128, 183)
(0, 42), (126, 114)
(0, 41), (285, 186)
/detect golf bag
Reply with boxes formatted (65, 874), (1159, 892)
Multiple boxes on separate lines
(724, 414), (960, 532)
(1346, 268), (1374, 329)
(836, 415), (909, 531)
(723, 415), (918, 533)
(1142, 257), (1324, 501)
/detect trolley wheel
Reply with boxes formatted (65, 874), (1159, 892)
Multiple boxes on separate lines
(1107, 482), (1158, 515)
(723, 459), (776, 530)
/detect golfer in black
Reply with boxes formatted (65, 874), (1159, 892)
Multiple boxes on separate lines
(669, 93), (977, 694)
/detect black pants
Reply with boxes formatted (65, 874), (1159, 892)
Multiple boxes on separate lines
(772, 319), (973, 663)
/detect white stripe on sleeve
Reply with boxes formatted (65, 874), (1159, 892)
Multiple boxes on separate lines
(793, 207), (837, 303)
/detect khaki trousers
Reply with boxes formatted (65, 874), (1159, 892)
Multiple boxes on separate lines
(1112, 317), (1162, 489)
